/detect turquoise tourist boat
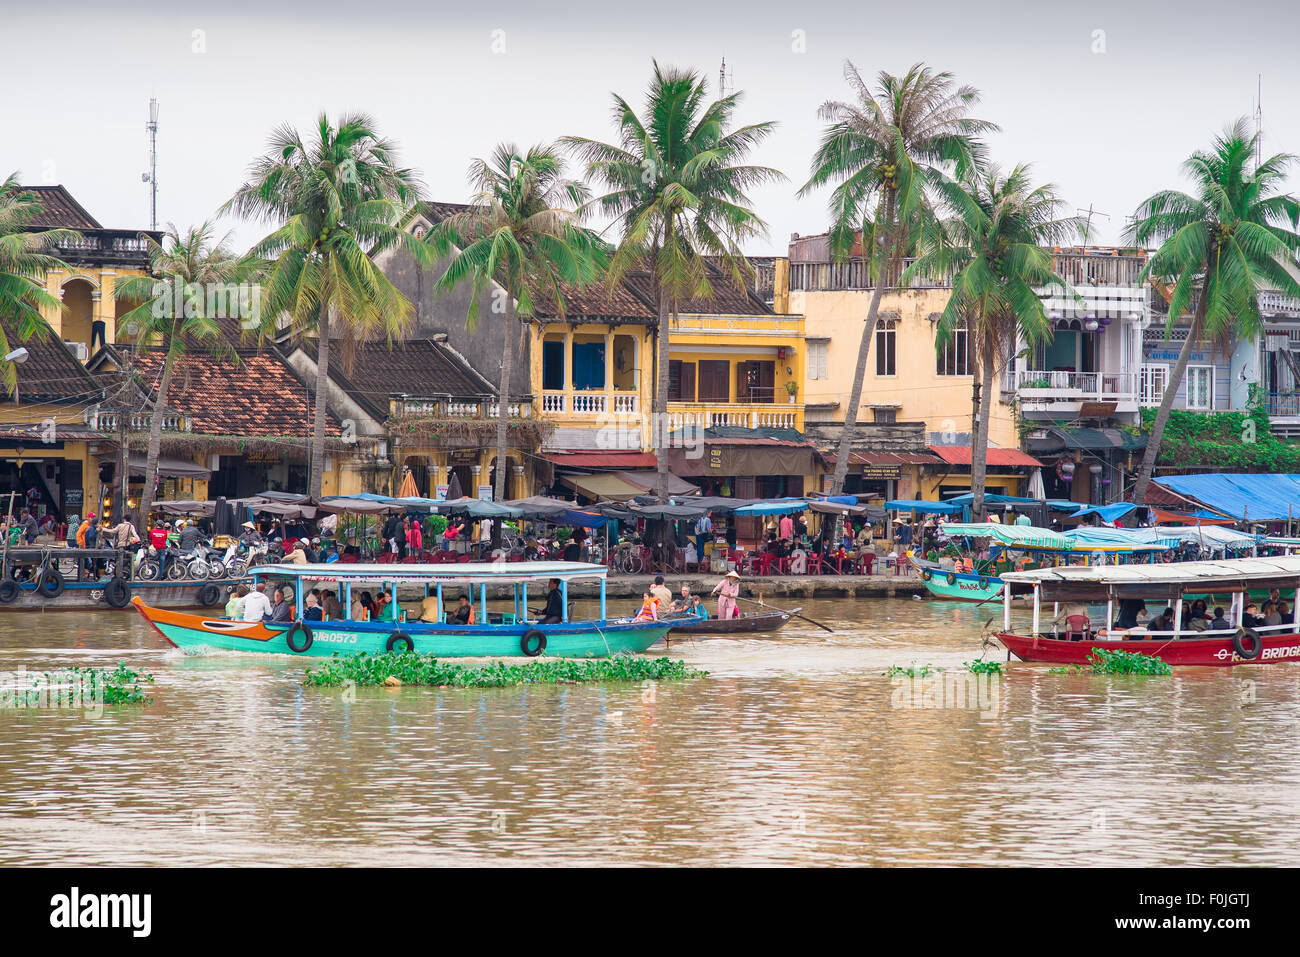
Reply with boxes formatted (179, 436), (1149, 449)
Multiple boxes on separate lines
(915, 523), (1171, 603)
(133, 560), (673, 658)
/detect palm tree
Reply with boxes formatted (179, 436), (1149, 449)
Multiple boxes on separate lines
(426, 143), (604, 502)
(114, 223), (249, 523)
(564, 61), (782, 501)
(798, 62), (995, 494)
(223, 113), (427, 498)
(0, 173), (79, 393)
(1125, 118), (1300, 505)
(903, 163), (1080, 519)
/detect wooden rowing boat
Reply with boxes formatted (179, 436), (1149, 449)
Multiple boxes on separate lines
(665, 608), (799, 635)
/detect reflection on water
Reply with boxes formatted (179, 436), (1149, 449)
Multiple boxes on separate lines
(2, 597), (1300, 865)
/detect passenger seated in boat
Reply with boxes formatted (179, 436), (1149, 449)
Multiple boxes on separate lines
(271, 588), (294, 623)
(670, 585), (695, 613)
(633, 588), (659, 622)
(1275, 601), (1291, 627)
(1243, 603), (1264, 628)
(242, 582), (273, 622)
(1186, 599), (1211, 625)
(322, 590), (343, 620)
(376, 588), (400, 623)
(418, 593), (440, 622)
(1263, 601), (1282, 627)
(449, 594), (475, 625)
(1150, 607), (1176, 635)
(1113, 598), (1146, 630)
(1210, 607), (1231, 631)
(303, 594), (323, 622)
(537, 579), (564, 624)
(226, 584), (248, 619)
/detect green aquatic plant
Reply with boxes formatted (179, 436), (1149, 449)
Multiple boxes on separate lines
(964, 659), (1003, 675)
(1, 663), (154, 708)
(303, 652), (707, 689)
(1048, 649), (1173, 677)
(884, 662), (939, 678)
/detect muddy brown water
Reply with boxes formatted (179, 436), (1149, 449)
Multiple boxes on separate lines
(1, 597), (1298, 865)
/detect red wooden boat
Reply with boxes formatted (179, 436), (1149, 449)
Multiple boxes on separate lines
(995, 555), (1300, 667)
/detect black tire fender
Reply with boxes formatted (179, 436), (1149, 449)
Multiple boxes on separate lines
(521, 628), (546, 657)
(38, 566), (65, 598)
(1233, 627), (1263, 661)
(978, 576), (990, 590)
(945, 572), (957, 587)
(386, 632), (414, 654)
(197, 583), (222, 607)
(919, 569), (931, 582)
(0, 578), (18, 603)
(285, 621), (313, 654)
(104, 576), (132, 608)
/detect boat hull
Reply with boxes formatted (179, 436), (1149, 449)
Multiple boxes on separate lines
(666, 609), (797, 635)
(918, 566), (1004, 603)
(997, 630), (1300, 667)
(0, 577), (242, 611)
(132, 598), (671, 658)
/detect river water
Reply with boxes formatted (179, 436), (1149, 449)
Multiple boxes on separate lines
(2, 597), (1299, 866)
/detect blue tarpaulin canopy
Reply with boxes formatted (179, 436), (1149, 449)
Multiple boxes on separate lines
(1153, 474), (1300, 522)
(884, 499), (965, 515)
(1069, 502), (1146, 522)
(732, 498), (811, 516)
(943, 492), (1082, 512)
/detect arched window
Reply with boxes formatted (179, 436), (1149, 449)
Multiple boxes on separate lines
(937, 319), (970, 376)
(875, 319), (896, 376)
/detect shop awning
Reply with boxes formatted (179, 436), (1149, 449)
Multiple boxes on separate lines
(560, 473), (647, 502)
(128, 454), (212, 480)
(828, 450), (942, 466)
(927, 445), (1042, 468)
(1025, 426), (1146, 454)
(545, 451), (659, 469)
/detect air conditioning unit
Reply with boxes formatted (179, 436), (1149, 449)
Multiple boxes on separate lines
(64, 340), (88, 361)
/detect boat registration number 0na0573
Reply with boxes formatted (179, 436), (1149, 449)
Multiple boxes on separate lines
(312, 632), (360, 645)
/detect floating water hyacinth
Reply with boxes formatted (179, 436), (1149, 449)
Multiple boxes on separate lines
(1048, 649), (1173, 676)
(303, 652), (707, 689)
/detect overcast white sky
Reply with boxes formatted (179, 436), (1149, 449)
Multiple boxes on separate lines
(4, 0), (1298, 253)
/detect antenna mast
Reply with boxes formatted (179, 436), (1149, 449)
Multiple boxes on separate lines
(143, 98), (159, 230)
(1255, 74), (1263, 171)
(719, 57), (731, 96)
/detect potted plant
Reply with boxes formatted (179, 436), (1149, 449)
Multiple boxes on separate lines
(784, 380), (798, 404)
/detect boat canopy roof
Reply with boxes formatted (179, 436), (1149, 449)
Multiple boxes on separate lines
(938, 523), (1073, 550)
(249, 560), (607, 585)
(1001, 554), (1300, 601)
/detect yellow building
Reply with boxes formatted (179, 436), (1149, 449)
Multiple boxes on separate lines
(783, 233), (1035, 501)
(0, 185), (161, 524)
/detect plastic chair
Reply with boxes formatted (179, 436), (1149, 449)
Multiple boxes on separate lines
(1064, 614), (1091, 641)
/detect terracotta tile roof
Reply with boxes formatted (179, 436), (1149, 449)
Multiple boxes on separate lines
(928, 445), (1042, 468)
(1, 321), (103, 403)
(129, 349), (337, 436)
(22, 185), (102, 230)
(332, 339), (498, 400)
(623, 260), (773, 316)
(412, 200), (770, 320)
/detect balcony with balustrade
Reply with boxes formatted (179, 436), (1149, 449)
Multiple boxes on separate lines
(390, 395), (532, 420)
(1004, 369), (1139, 417)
